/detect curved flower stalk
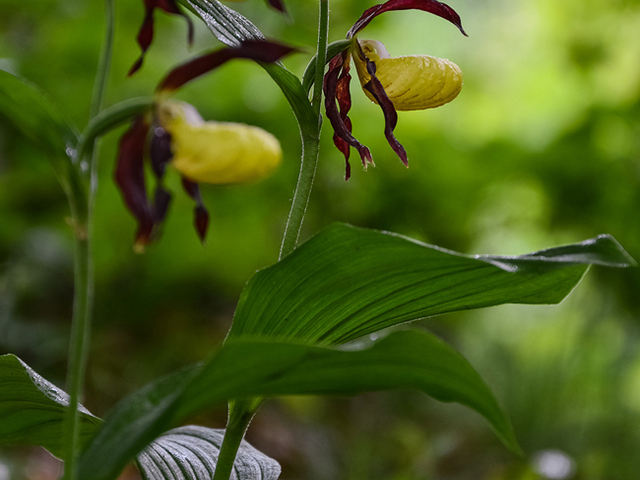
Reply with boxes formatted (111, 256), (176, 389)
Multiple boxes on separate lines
(115, 40), (296, 250)
(323, 0), (467, 179)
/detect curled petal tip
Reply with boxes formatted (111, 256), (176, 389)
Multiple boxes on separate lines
(128, 57), (145, 77)
(348, 0), (467, 38)
(195, 205), (210, 244)
(266, 0), (287, 14)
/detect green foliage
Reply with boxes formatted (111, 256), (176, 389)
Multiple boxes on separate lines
(0, 70), (86, 218)
(0, 354), (101, 458)
(78, 329), (519, 480)
(1, 0), (638, 479)
(230, 223), (633, 344)
(0, 70), (78, 160)
(75, 223), (631, 479)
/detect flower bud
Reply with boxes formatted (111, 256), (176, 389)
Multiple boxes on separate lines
(353, 39), (463, 111)
(156, 101), (282, 184)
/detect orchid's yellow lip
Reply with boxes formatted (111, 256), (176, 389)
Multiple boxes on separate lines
(157, 101), (282, 185)
(353, 39), (463, 111)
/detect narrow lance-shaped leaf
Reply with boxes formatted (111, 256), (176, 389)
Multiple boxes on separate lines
(79, 329), (518, 480)
(137, 425), (281, 480)
(0, 70), (79, 159)
(0, 70), (86, 215)
(228, 223), (635, 345)
(0, 354), (102, 458)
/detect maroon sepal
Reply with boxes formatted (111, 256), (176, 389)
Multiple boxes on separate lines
(149, 124), (174, 223)
(323, 53), (373, 180)
(347, 0), (467, 39)
(129, 0), (194, 76)
(180, 177), (210, 244)
(154, 186), (172, 223)
(363, 59), (408, 166)
(157, 40), (298, 93)
(266, 0), (287, 13)
(114, 116), (156, 248)
(149, 125), (173, 178)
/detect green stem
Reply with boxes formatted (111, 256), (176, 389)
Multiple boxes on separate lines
(62, 220), (93, 480)
(279, 0), (329, 260)
(213, 2), (330, 477)
(212, 401), (258, 480)
(62, 1), (114, 478)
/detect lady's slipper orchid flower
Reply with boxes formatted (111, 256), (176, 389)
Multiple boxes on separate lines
(156, 100), (282, 185)
(353, 39), (463, 111)
(323, 0), (467, 179)
(115, 40), (295, 250)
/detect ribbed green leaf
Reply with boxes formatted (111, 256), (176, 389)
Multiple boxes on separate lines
(229, 223), (635, 345)
(137, 425), (281, 480)
(0, 354), (102, 458)
(80, 329), (517, 480)
(180, 0), (316, 132)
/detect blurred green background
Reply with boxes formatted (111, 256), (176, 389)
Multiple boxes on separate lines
(1, 0), (639, 478)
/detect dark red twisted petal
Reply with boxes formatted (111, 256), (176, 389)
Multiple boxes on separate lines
(180, 177), (210, 244)
(347, 0), (467, 39)
(114, 116), (156, 248)
(323, 53), (373, 180)
(362, 59), (408, 166)
(266, 0), (287, 13)
(157, 39), (298, 93)
(154, 186), (172, 223)
(149, 125), (173, 178)
(333, 61), (353, 156)
(129, 0), (194, 76)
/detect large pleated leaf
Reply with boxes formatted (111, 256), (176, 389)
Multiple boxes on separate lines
(180, 0), (316, 132)
(137, 425), (281, 480)
(79, 329), (517, 480)
(0, 354), (102, 458)
(228, 223), (635, 345)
